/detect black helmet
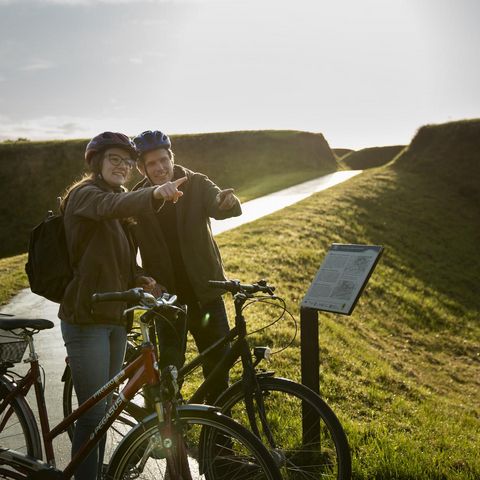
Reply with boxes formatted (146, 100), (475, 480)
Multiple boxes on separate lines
(132, 130), (171, 157)
(85, 132), (136, 165)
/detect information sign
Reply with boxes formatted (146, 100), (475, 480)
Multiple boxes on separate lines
(301, 244), (383, 315)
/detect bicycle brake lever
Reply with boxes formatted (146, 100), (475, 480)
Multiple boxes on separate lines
(165, 294), (177, 305)
(122, 306), (150, 318)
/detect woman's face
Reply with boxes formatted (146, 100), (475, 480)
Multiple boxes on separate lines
(101, 147), (135, 188)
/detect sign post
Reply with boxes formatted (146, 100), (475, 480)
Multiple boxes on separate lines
(300, 244), (383, 445)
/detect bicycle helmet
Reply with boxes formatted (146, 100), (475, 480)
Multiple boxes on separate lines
(132, 130), (171, 157)
(85, 132), (136, 165)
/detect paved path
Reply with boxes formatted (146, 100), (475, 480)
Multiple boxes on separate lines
(0, 169), (361, 468)
(211, 170), (361, 234)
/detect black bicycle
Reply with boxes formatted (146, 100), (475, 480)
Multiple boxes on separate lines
(63, 280), (352, 479)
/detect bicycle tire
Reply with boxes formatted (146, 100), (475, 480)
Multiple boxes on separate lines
(105, 406), (282, 480)
(215, 376), (352, 480)
(0, 376), (42, 459)
(0, 467), (28, 479)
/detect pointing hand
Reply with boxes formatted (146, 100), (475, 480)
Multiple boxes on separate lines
(153, 176), (188, 203)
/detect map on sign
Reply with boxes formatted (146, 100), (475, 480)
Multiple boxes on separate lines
(301, 244), (383, 315)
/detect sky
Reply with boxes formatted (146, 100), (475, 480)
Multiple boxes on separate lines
(0, 0), (479, 148)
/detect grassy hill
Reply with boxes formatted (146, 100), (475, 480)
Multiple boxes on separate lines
(340, 145), (406, 170)
(0, 130), (335, 258)
(393, 119), (480, 203)
(333, 148), (355, 159)
(210, 119), (479, 479)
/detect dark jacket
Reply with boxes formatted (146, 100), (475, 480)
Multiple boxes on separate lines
(59, 178), (158, 327)
(131, 165), (242, 305)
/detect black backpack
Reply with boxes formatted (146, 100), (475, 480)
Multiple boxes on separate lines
(25, 211), (73, 303)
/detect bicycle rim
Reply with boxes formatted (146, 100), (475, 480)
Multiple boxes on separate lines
(106, 408), (281, 480)
(0, 467), (28, 479)
(0, 377), (41, 459)
(216, 376), (352, 480)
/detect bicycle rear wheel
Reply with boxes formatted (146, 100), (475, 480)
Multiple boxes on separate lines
(215, 376), (352, 480)
(0, 468), (28, 479)
(0, 375), (42, 459)
(105, 406), (282, 480)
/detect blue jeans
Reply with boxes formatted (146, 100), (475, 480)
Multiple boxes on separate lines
(61, 321), (127, 480)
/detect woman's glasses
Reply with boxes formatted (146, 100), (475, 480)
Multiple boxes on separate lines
(105, 153), (135, 170)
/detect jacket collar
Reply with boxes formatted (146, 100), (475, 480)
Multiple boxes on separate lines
(94, 175), (126, 193)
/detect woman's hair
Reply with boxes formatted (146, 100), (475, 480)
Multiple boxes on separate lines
(59, 151), (104, 213)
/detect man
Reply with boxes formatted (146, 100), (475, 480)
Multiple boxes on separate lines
(131, 130), (241, 402)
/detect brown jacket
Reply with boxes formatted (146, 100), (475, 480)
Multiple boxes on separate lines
(131, 165), (242, 305)
(59, 178), (158, 327)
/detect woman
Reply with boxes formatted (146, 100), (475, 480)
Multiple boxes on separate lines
(59, 131), (185, 479)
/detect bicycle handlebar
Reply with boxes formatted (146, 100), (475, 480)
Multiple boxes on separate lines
(91, 288), (177, 307)
(208, 279), (275, 295)
(92, 289), (145, 304)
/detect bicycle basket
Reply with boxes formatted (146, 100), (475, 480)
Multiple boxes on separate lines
(0, 332), (28, 364)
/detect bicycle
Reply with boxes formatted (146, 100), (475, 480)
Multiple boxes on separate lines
(0, 295), (282, 479)
(63, 279), (352, 479)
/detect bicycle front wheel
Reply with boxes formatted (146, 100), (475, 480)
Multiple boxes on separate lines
(215, 376), (352, 480)
(0, 376), (42, 459)
(106, 406), (282, 480)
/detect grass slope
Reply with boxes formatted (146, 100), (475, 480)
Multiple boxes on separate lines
(393, 119), (480, 203)
(341, 145), (406, 170)
(0, 130), (335, 258)
(206, 120), (479, 478)
(212, 163), (479, 479)
(333, 148), (355, 159)
(0, 254), (27, 306)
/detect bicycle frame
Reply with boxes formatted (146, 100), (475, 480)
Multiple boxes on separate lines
(179, 293), (276, 445)
(0, 333), (160, 479)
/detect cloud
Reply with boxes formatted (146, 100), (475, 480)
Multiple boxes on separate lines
(0, 114), (140, 141)
(1, 0), (175, 5)
(20, 60), (55, 72)
(0, 0), (218, 5)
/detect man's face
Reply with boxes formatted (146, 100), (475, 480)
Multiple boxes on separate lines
(140, 148), (174, 185)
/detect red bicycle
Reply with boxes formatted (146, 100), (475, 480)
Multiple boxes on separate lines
(0, 292), (281, 479)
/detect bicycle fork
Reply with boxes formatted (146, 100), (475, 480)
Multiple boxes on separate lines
(240, 345), (277, 450)
(146, 367), (194, 480)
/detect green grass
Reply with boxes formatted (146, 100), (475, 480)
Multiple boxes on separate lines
(202, 161), (477, 479)
(235, 167), (327, 202)
(340, 145), (405, 170)
(0, 254), (28, 305)
(333, 148), (355, 159)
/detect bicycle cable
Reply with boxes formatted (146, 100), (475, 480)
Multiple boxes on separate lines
(241, 296), (298, 355)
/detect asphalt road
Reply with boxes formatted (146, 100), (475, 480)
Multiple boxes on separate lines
(0, 169), (362, 470)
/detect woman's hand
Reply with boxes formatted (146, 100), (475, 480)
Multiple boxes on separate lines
(153, 176), (187, 203)
(134, 276), (157, 292)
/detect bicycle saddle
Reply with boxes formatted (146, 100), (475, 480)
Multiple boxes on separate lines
(0, 317), (54, 331)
